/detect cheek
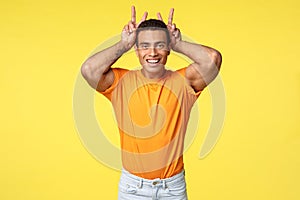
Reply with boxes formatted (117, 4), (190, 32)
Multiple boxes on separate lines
(161, 52), (169, 59)
(139, 53), (146, 60)
(136, 51), (146, 59)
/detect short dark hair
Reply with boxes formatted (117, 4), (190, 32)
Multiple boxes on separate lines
(136, 19), (170, 46)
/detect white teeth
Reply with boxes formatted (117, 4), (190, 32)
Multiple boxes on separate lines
(147, 59), (159, 63)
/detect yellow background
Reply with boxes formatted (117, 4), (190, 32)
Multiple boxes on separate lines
(1, 0), (300, 199)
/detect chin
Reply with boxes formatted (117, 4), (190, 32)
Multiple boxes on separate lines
(144, 63), (165, 70)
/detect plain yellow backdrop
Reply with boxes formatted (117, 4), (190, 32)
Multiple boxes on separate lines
(1, 0), (300, 199)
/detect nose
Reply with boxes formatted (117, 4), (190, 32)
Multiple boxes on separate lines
(149, 47), (158, 56)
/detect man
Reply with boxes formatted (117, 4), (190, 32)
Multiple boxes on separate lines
(81, 6), (222, 200)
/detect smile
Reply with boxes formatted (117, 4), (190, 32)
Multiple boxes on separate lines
(146, 59), (160, 64)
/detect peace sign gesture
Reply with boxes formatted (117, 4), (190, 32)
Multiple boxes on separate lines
(157, 8), (182, 50)
(121, 6), (148, 50)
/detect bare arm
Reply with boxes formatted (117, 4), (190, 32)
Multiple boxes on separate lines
(158, 9), (222, 92)
(172, 41), (222, 92)
(81, 6), (148, 91)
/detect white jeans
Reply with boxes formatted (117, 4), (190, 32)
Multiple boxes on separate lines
(118, 169), (187, 200)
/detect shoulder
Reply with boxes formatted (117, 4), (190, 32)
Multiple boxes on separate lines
(111, 68), (130, 78)
(173, 67), (202, 97)
(97, 68), (130, 98)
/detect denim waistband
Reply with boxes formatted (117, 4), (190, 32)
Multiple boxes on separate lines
(121, 168), (185, 188)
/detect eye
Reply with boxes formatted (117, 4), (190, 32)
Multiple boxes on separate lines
(140, 44), (149, 49)
(156, 43), (165, 49)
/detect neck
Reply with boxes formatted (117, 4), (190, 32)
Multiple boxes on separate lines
(141, 68), (167, 79)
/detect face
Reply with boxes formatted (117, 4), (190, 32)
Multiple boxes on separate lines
(135, 30), (170, 78)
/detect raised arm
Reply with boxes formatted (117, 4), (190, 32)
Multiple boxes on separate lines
(81, 6), (147, 91)
(158, 9), (222, 92)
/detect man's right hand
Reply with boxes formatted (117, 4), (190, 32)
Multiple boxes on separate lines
(121, 6), (148, 51)
(81, 6), (147, 91)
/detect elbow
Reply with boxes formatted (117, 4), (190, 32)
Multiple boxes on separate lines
(205, 50), (222, 80)
(81, 61), (106, 90)
(80, 62), (99, 89)
(81, 61), (95, 80)
(211, 50), (222, 70)
(80, 63), (89, 79)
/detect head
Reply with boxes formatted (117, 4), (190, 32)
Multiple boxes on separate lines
(136, 19), (171, 46)
(135, 19), (171, 78)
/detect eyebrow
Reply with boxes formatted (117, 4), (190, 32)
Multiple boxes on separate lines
(138, 41), (166, 45)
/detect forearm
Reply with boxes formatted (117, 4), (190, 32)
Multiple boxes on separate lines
(172, 40), (220, 67)
(172, 40), (222, 90)
(81, 40), (129, 88)
(82, 41), (128, 76)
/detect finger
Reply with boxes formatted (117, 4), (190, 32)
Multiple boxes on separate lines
(174, 29), (181, 38)
(167, 23), (176, 33)
(137, 11), (148, 27)
(172, 23), (176, 30)
(123, 25), (129, 34)
(174, 29), (179, 37)
(128, 21), (135, 32)
(168, 8), (174, 25)
(141, 12), (148, 21)
(170, 27), (178, 35)
(157, 12), (163, 21)
(131, 5), (136, 23)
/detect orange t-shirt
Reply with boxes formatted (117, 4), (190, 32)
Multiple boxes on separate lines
(99, 68), (201, 179)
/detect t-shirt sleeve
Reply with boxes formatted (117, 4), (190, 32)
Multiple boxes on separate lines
(98, 68), (129, 101)
(176, 68), (202, 98)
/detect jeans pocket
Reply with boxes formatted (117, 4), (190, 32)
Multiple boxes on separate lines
(119, 183), (138, 194)
(163, 180), (187, 197)
(126, 185), (137, 194)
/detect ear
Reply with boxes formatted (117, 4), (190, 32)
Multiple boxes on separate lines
(167, 44), (171, 55)
(134, 44), (139, 56)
